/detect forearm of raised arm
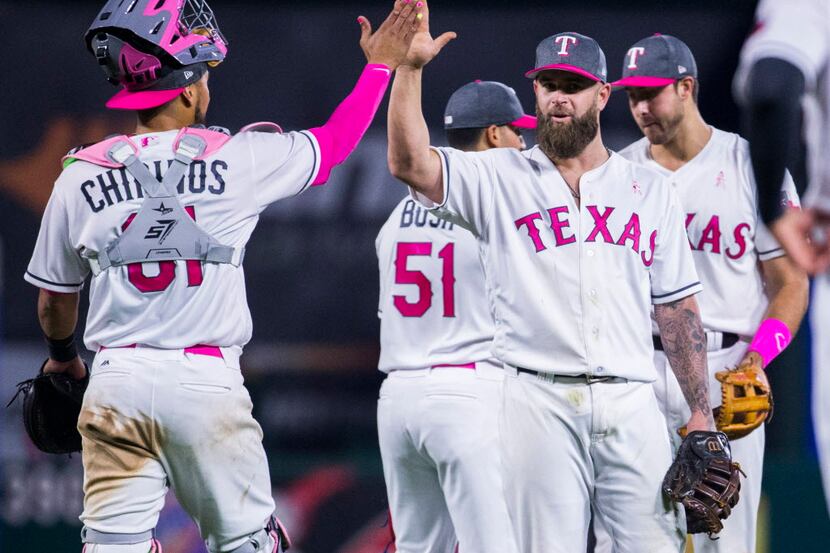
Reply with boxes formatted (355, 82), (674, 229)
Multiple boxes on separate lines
(387, 66), (443, 203)
(654, 295), (711, 417)
(761, 257), (809, 335)
(37, 289), (79, 340)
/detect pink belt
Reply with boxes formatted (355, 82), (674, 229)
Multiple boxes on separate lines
(99, 344), (224, 359)
(431, 362), (475, 369)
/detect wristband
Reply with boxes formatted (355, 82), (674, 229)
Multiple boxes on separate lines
(46, 334), (78, 363)
(747, 318), (792, 368)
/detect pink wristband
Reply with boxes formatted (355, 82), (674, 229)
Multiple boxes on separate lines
(747, 318), (792, 368)
(308, 63), (392, 185)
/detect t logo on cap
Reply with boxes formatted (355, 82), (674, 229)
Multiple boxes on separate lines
(555, 35), (578, 56)
(626, 47), (646, 69)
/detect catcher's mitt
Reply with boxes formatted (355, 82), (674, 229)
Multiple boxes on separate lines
(662, 431), (744, 537)
(714, 359), (772, 440)
(7, 360), (89, 454)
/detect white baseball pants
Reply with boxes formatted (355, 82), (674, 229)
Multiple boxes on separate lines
(78, 346), (276, 552)
(501, 366), (685, 553)
(813, 274), (830, 516)
(652, 342), (763, 553)
(377, 362), (518, 553)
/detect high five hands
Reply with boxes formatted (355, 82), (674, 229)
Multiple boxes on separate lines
(359, 0), (456, 71)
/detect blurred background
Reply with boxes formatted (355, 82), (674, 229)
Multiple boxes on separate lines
(1, 0), (827, 551)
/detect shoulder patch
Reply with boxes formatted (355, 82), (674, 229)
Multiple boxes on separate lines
(62, 143), (94, 169)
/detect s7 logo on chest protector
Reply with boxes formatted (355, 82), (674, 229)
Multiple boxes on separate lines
(144, 220), (178, 243)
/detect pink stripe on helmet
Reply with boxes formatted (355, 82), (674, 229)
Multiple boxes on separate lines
(525, 63), (603, 81)
(511, 114), (537, 129)
(610, 76), (676, 88)
(142, 0), (228, 60)
(106, 87), (185, 110)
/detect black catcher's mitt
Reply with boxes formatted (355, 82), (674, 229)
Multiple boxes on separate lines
(8, 360), (89, 454)
(662, 431), (744, 537)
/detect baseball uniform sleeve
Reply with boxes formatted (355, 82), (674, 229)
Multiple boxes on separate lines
(25, 190), (89, 293)
(409, 147), (495, 236)
(734, 0), (829, 98)
(246, 130), (322, 210)
(650, 185), (703, 304)
(755, 170), (802, 260)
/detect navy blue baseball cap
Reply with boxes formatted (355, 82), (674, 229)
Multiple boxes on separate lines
(611, 34), (698, 88)
(525, 32), (608, 82)
(444, 80), (536, 130)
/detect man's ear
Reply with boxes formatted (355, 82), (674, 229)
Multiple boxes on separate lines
(180, 85), (196, 107)
(485, 125), (500, 147)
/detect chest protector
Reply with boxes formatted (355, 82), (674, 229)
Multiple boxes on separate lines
(66, 123), (281, 275)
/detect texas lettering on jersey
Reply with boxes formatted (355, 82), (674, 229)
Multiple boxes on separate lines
(684, 213), (753, 259)
(514, 204), (657, 266)
(81, 159), (229, 213)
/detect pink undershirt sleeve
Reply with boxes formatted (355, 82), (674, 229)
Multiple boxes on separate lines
(308, 63), (393, 186)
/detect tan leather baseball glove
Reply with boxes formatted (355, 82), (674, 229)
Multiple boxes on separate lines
(713, 357), (773, 440)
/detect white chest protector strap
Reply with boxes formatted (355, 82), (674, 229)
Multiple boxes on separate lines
(83, 133), (244, 275)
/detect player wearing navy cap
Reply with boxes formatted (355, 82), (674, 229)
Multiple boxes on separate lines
(376, 79), (532, 553)
(607, 33), (808, 552)
(387, 9), (715, 551)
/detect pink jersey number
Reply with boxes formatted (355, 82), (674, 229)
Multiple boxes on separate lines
(121, 206), (204, 293)
(393, 241), (456, 317)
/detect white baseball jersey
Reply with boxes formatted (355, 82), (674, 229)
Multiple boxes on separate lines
(733, 0), (830, 213)
(619, 128), (800, 337)
(26, 128), (321, 351)
(411, 146), (701, 381)
(376, 196), (496, 372)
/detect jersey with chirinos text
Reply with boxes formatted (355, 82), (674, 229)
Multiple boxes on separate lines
(26, 127), (321, 351)
(411, 146), (701, 382)
(376, 196), (497, 373)
(620, 128), (800, 337)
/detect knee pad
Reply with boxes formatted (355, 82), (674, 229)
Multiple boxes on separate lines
(81, 527), (162, 553)
(227, 514), (291, 553)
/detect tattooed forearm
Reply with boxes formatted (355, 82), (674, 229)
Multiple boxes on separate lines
(654, 295), (710, 415)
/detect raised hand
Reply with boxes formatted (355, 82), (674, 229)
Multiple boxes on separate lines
(357, 0), (423, 71)
(402, 0), (456, 69)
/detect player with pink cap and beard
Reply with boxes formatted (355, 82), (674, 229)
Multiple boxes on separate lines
(24, 1), (421, 552)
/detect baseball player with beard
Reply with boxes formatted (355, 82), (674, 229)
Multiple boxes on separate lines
(23, 0), (420, 552)
(376, 80), (534, 553)
(733, 0), (830, 514)
(386, 6), (720, 551)
(605, 34), (809, 552)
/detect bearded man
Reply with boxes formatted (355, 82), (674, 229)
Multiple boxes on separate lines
(385, 17), (715, 553)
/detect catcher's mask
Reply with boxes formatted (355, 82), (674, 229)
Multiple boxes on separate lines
(85, 0), (228, 110)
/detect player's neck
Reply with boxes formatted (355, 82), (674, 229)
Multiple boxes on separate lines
(135, 111), (197, 135)
(650, 110), (711, 172)
(552, 132), (610, 178)
(551, 133), (610, 206)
